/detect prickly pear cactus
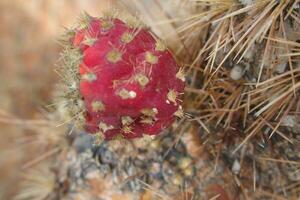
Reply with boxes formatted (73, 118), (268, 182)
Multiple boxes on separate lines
(59, 12), (185, 140)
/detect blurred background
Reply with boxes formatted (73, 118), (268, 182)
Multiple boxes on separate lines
(0, 0), (111, 198)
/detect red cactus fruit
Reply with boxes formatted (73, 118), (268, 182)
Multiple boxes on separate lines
(61, 13), (185, 140)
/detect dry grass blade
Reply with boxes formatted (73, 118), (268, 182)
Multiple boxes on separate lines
(14, 164), (55, 200)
